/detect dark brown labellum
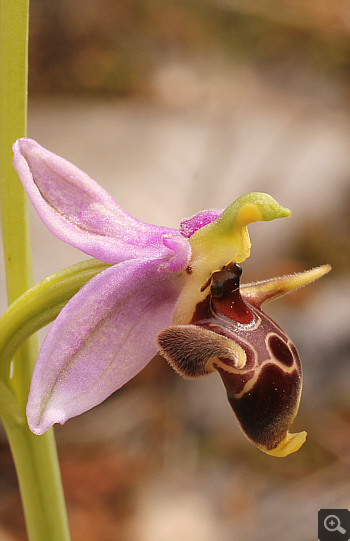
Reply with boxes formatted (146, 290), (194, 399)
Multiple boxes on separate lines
(158, 262), (303, 454)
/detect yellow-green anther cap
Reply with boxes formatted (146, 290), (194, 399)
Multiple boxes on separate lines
(174, 192), (291, 324)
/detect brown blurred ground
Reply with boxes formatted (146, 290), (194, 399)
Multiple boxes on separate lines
(0, 1), (349, 540)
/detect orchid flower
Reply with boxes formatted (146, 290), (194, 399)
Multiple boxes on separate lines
(13, 138), (330, 457)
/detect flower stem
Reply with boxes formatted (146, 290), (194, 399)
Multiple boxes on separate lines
(0, 0), (37, 415)
(2, 418), (71, 541)
(0, 1), (70, 539)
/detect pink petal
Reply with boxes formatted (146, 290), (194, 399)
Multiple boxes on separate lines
(26, 258), (186, 434)
(13, 138), (187, 264)
(180, 209), (223, 238)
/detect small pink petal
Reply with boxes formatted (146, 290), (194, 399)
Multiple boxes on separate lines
(180, 209), (223, 238)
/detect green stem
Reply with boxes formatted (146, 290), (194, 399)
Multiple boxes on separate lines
(0, 1), (71, 540)
(0, 0), (31, 303)
(2, 418), (71, 541)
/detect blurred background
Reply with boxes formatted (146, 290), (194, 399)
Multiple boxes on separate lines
(0, 0), (349, 540)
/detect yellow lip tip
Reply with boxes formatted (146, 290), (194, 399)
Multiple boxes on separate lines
(262, 431), (307, 457)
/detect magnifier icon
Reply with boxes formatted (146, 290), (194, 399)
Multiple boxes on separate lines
(324, 515), (346, 534)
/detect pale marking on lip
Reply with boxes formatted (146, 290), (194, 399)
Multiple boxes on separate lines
(214, 331), (300, 399)
(230, 359), (299, 399)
